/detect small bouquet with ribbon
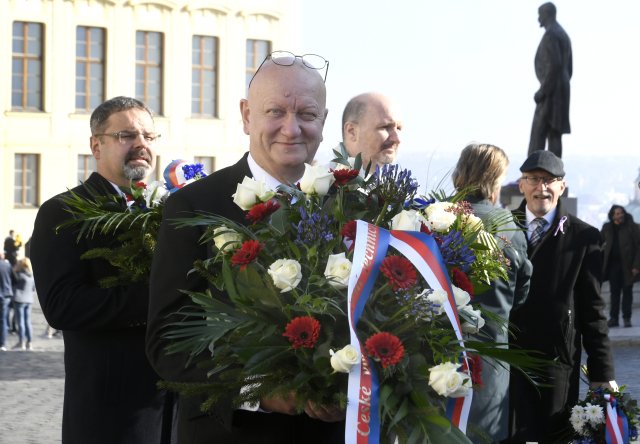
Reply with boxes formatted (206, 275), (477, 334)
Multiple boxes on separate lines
(58, 160), (206, 287)
(569, 386), (639, 444)
(163, 146), (544, 443)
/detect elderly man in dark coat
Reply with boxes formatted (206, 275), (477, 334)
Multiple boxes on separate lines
(528, 2), (572, 158)
(31, 97), (174, 444)
(508, 150), (615, 442)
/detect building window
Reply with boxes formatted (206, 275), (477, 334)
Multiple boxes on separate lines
(77, 154), (96, 183)
(195, 156), (215, 174)
(246, 39), (271, 92)
(14, 154), (39, 207)
(192, 35), (218, 117)
(76, 26), (105, 112)
(136, 31), (163, 115)
(12, 21), (44, 111)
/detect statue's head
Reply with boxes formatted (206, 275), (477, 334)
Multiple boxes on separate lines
(538, 2), (557, 27)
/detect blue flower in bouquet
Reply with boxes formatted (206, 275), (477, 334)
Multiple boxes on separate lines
(435, 229), (476, 272)
(182, 163), (207, 181)
(370, 164), (419, 205)
(294, 207), (334, 245)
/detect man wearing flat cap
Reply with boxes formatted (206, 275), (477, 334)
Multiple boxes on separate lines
(508, 150), (615, 442)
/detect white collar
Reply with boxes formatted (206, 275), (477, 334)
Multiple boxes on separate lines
(247, 153), (299, 190)
(525, 206), (556, 227)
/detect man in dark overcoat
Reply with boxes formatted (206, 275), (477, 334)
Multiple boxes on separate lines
(508, 150), (615, 442)
(528, 2), (572, 158)
(146, 54), (345, 443)
(31, 96), (174, 444)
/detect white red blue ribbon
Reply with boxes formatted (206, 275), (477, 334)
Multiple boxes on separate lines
(346, 221), (389, 444)
(604, 393), (629, 444)
(388, 230), (473, 432)
(345, 222), (472, 443)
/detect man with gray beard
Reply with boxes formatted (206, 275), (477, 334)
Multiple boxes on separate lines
(31, 96), (175, 444)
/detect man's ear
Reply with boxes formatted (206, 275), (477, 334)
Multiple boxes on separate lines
(518, 178), (524, 194)
(344, 121), (358, 142)
(240, 99), (250, 135)
(89, 136), (101, 159)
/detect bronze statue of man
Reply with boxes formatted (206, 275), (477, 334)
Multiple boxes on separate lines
(529, 2), (572, 158)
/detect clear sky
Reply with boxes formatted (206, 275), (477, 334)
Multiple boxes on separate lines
(300, 0), (640, 195)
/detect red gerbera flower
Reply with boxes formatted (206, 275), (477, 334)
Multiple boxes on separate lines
(230, 240), (262, 270)
(246, 200), (280, 224)
(341, 220), (357, 244)
(332, 168), (360, 186)
(451, 267), (474, 297)
(365, 332), (405, 368)
(282, 316), (321, 349)
(135, 181), (147, 189)
(468, 354), (483, 387)
(380, 256), (417, 291)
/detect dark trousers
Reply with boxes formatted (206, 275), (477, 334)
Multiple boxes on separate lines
(609, 263), (634, 320)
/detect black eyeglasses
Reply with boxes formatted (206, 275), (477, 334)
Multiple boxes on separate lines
(520, 176), (563, 186)
(248, 50), (329, 89)
(94, 131), (161, 145)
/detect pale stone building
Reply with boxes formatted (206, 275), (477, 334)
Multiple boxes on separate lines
(0, 0), (302, 252)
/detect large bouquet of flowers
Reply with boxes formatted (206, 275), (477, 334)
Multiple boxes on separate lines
(569, 386), (639, 444)
(58, 160), (206, 287)
(163, 147), (543, 442)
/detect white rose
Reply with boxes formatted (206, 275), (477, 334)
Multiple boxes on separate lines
(428, 362), (472, 398)
(424, 202), (456, 232)
(463, 213), (483, 232)
(459, 305), (485, 334)
(143, 181), (170, 207)
(299, 163), (335, 197)
(424, 289), (449, 316)
(390, 209), (424, 231)
(330, 345), (360, 373)
(324, 253), (352, 289)
(452, 285), (471, 308)
(267, 259), (302, 293)
(232, 177), (274, 210)
(213, 226), (242, 252)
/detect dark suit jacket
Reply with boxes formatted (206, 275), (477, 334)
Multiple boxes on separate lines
(508, 199), (614, 442)
(31, 172), (174, 444)
(146, 153), (344, 444)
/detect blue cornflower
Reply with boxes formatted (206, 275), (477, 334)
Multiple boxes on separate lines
(293, 207), (334, 245)
(436, 230), (475, 272)
(182, 163), (207, 181)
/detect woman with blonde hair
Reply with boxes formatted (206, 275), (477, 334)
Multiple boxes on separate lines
(452, 143), (532, 443)
(12, 257), (35, 350)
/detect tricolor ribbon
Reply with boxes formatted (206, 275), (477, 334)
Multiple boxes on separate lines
(389, 230), (473, 432)
(604, 393), (629, 444)
(344, 221), (472, 444)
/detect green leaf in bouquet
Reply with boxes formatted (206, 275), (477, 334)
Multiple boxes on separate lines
(268, 204), (289, 237)
(234, 266), (282, 309)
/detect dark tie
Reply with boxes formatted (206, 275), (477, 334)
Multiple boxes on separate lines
(529, 217), (548, 246)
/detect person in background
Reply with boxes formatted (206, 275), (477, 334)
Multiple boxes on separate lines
(341, 92), (402, 169)
(146, 51), (344, 443)
(0, 253), (14, 351)
(509, 150), (615, 442)
(12, 257), (35, 351)
(4, 230), (20, 266)
(31, 96), (174, 444)
(451, 143), (532, 443)
(601, 204), (640, 328)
